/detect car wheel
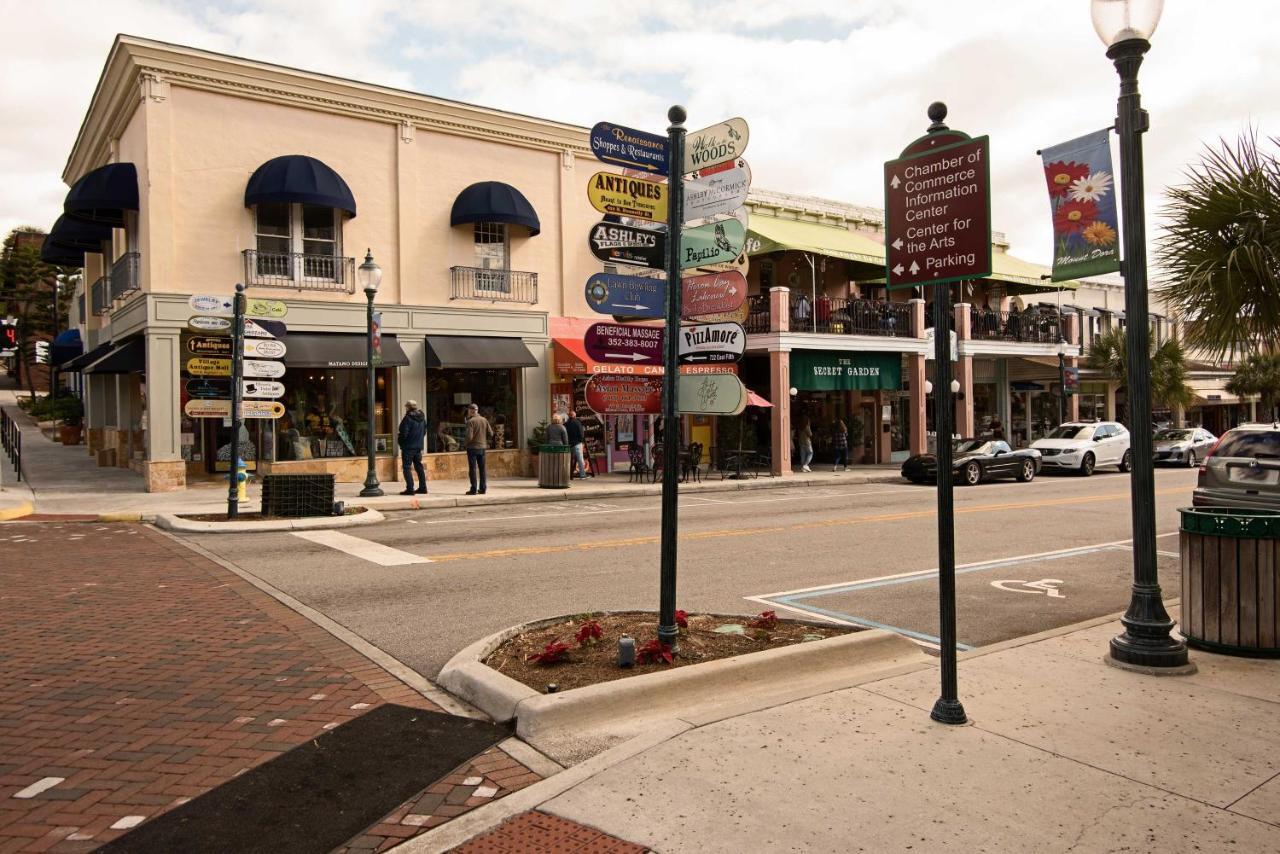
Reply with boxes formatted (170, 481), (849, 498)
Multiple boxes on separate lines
(1119, 449), (1132, 473)
(1080, 453), (1095, 477)
(962, 461), (982, 486)
(1016, 460), (1036, 482)
(1186, 451), (1197, 468)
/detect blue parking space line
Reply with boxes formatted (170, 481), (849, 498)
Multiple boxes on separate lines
(768, 598), (976, 651)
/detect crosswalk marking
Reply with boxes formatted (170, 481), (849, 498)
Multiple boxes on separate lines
(291, 530), (432, 565)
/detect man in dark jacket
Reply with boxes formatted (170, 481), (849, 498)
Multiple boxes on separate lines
(566, 410), (590, 479)
(398, 400), (428, 495)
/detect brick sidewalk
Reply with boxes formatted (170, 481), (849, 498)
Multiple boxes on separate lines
(448, 811), (647, 853)
(0, 521), (537, 853)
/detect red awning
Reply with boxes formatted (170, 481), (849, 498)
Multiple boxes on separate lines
(550, 316), (736, 377)
(745, 389), (773, 408)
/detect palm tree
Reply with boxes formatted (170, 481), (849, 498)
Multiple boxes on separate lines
(1087, 328), (1194, 415)
(1226, 352), (1280, 419)
(1156, 130), (1280, 360)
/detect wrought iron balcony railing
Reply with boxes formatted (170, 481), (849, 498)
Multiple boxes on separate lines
(970, 308), (1062, 344)
(744, 294), (771, 333)
(91, 276), (110, 316)
(242, 250), (355, 293)
(108, 252), (140, 301)
(450, 266), (538, 304)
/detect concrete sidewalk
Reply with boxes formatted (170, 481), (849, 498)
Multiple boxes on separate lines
(0, 389), (904, 520)
(413, 609), (1280, 852)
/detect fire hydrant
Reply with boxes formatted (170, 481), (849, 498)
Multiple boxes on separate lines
(233, 457), (248, 503)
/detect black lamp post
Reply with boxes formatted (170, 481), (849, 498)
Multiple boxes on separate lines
(358, 249), (384, 498)
(1092, 0), (1189, 670)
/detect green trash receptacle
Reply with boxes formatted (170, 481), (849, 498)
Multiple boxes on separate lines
(1180, 507), (1280, 656)
(538, 444), (571, 489)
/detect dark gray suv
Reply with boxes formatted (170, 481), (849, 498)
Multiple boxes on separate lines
(1192, 424), (1280, 511)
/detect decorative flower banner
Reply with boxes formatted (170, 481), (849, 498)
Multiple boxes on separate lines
(1041, 129), (1120, 281)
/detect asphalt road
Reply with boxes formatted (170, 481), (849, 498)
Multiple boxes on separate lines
(180, 467), (1200, 677)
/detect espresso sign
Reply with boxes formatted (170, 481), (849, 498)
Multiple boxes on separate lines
(590, 121), (669, 175)
(244, 359), (286, 379)
(585, 374), (664, 414)
(684, 117), (749, 174)
(187, 336), (232, 357)
(584, 322), (664, 365)
(585, 273), (666, 319)
(684, 159), (751, 222)
(681, 270), (746, 318)
(680, 218), (745, 270)
(678, 322), (745, 364)
(588, 221), (665, 270)
(587, 172), (668, 222)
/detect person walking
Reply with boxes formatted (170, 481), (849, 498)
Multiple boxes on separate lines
(464, 402), (494, 495)
(796, 415), (814, 472)
(832, 418), (849, 472)
(397, 400), (428, 495)
(566, 410), (590, 479)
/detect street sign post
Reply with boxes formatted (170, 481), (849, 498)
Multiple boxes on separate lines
(681, 270), (746, 319)
(884, 134), (991, 289)
(587, 172), (669, 222)
(227, 283), (247, 519)
(584, 322), (664, 366)
(677, 322), (745, 364)
(676, 372), (747, 415)
(588, 221), (665, 270)
(680, 217), (745, 270)
(684, 117), (748, 173)
(584, 273), (666, 319)
(590, 121), (669, 175)
(683, 159), (751, 222)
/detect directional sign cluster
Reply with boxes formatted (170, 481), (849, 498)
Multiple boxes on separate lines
(184, 293), (289, 421)
(582, 115), (752, 414)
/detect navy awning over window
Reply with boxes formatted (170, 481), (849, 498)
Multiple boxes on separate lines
(39, 240), (85, 267)
(51, 329), (83, 367)
(64, 163), (138, 226)
(450, 182), (540, 236)
(244, 155), (357, 217)
(83, 338), (145, 375)
(48, 215), (111, 249)
(64, 341), (113, 372)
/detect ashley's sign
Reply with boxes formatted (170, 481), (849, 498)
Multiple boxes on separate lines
(588, 221), (665, 270)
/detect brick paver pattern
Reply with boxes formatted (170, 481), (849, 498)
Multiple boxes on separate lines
(449, 811), (648, 853)
(0, 522), (439, 853)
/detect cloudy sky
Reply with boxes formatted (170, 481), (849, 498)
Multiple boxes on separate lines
(2, 0), (1276, 270)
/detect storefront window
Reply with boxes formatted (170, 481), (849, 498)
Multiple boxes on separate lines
(973, 382), (998, 437)
(274, 367), (391, 460)
(425, 369), (518, 453)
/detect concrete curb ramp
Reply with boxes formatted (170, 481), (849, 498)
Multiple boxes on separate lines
(0, 500), (34, 522)
(154, 506), (385, 534)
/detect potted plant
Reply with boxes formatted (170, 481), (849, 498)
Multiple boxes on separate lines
(527, 420), (549, 456)
(54, 394), (84, 445)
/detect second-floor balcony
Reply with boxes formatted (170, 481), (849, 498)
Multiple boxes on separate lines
(91, 275), (110, 316)
(969, 308), (1061, 345)
(108, 252), (140, 301)
(450, 266), (538, 304)
(745, 294), (914, 338)
(243, 249), (355, 293)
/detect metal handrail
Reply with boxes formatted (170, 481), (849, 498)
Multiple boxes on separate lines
(970, 308), (1062, 344)
(91, 276), (109, 316)
(1, 409), (21, 482)
(815, 297), (911, 337)
(450, 266), (538, 304)
(242, 250), (355, 293)
(109, 252), (141, 301)
(744, 294), (770, 333)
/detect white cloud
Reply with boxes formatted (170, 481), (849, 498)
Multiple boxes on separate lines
(4, 0), (1278, 276)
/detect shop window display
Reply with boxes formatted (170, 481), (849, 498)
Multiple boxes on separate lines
(273, 368), (391, 460)
(425, 369), (519, 453)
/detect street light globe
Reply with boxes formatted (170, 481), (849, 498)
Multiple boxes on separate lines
(923, 380), (933, 395)
(950, 379), (961, 394)
(1091, 0), (1163, 46)
(357, 248), (382, 295)
(789, 387), (798, 396)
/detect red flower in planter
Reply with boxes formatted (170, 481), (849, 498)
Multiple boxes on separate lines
(749, 610), (779, 630)
(575, 620), (603, 646)
(527, 640), (571, 664)
(675, 609), (689, 629)
(636, 639), (674, 665)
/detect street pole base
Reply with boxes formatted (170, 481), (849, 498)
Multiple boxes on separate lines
(359, 477), (384, 498)
(1108, 632), (1191, 671)
(930, 697), (968, 726)
(656, 624), (679, 654)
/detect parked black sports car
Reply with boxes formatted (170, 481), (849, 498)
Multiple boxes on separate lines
(901, 439), (1042, 486)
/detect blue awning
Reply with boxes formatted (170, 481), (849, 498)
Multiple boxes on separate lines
(244, 155), (357, 217)
(450, 181), (540, 236)
(39, 240), (85, 267)
(51, 329), (83, 367)
(64, 163), (138, 226)
(48, 214), (111, 249)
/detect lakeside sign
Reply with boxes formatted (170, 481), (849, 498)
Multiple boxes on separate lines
(584, 322), (664, 366)
(684, 159), (751, 222)
(684, 117), (749, 174)
(884, 135), (991, 288)
(588, 221), (665, 270)
(677, 322), (745, 364)
(680, 218), (745, 270)
(681, 270), (746, 318)
(587, 172), (668, 222)
(585, 273), (665, 319)
(590, 121), (669, 175)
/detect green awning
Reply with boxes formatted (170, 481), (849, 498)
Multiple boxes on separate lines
(747, 216), (885, 266)
(989, 251), (1079, 291)
(790, 351), (901, 392)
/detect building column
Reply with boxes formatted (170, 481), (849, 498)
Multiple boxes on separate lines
(769, 286), (790, 333)
(115, 375), (131, 468)
(142, 330), (185, 492)
(1067, 356), (1081, 421)
(953, 302), (974, 437)
(908, 298), (926, 456)
(86, 373), (108, 456)
(1063, 312), (1081, 423)
(769, 349), (791, 476)
(1106, 381), (1118, 421)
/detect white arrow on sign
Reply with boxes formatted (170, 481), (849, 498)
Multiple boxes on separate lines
(891, 238), (903, 250)
(892, 264), (905, 276)
(615, 304), (651, 312)
(890, 175), (901, 189)
(604, 353), (648, 361)
(909, 261), (921, 275)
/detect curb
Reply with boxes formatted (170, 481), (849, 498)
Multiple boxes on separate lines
(437, 614), (924, 736)
(153, 506), (385, 534)
(0, 501), (34, 522)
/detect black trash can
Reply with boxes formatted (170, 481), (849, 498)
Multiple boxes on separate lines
(537, 444), (571, 489)
(1180, 507), (1280, 656)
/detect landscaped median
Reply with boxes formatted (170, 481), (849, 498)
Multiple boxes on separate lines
(155, 506), (384, 534)
(439, 611), (927, 765)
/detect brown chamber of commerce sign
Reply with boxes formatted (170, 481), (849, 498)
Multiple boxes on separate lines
(884, 135), (991, 289)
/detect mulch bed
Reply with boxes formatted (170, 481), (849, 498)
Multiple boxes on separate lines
(485, 610), (856, 693)
(181, 506), (366, 522)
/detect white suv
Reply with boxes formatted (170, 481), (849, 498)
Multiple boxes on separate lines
(1031, 421), (1132, 476)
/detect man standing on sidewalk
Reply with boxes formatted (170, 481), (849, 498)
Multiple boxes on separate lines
(566, 410), (590, 479)
(397, 400), (428, 495)
(465, 403), (494, 495)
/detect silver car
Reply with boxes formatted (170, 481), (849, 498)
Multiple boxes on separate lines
(1192, 424), (1280, 511)
(1154, 427), (1217, 467)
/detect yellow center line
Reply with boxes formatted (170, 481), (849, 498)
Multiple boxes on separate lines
(426, 486), (1185, 563)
